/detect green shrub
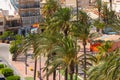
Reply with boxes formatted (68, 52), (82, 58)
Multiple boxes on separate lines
(1, 68), (14, 77)
(0, 64), (5, 69)
(6, 75), (20, 80)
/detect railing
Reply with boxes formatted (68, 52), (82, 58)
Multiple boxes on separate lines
(20, 5), (40, 9)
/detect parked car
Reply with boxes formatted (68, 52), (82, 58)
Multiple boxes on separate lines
(103, 27), (118, 35)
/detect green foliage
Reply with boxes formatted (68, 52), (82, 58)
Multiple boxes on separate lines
(42, 0), (60, 18)
(87, 50), (120, 80)
(1, 68), (14, 77)
(9, 44), (18, 54)
(0, 64), (5, 69)
(25, 77), (33, 80)
(6, 76), (20, 80)
(94, 20), (105, 29)
(0, 31), (13, 40)
(9, 34), (24, 54)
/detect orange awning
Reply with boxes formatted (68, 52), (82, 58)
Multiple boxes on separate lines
(32, 23), (39, 28)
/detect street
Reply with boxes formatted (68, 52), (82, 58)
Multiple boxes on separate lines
(0, 43), (24, 80)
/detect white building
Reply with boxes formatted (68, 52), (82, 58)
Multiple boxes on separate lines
(0, 0), (21, 34)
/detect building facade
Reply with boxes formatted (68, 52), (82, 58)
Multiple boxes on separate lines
(0, 0), (21, 34)
(0, 11), (5, 35)
(18, 0), (40, 35)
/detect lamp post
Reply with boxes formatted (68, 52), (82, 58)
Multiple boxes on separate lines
(13, 34), (16, 61)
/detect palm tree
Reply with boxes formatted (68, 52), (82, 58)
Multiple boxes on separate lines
(47, 7), (72, 80)
(101, 3), (120, 31)
(43, 35), (79, 80)
(88, 50), (120, 80)
(34, 32), (64, 80)
(18, 33), (41, 80)
(73, 10), (91, 80)
(49, 7), (72, 36)
(95, 41), (112, 63)
(41, 0), (60, 18)
(93, 20), (105, 33)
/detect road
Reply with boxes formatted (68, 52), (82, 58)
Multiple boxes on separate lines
(0, 43), (24, 80)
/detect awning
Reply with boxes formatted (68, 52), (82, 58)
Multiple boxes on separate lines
(32, 23), (39, 28)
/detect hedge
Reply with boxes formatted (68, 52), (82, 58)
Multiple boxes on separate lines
(0, 64), (5, 69)
(1, 68), (14, 77)
(6, 75), (20, 80)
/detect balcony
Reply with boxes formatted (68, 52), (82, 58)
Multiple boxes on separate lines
(19, 4), (40, 9)
(21, 16), (40, 25)
(5, 20), (21, 30)
(5, 24), (21, 30)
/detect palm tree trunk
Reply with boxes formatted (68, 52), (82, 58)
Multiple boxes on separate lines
(109, 0), (112, 11)
(53, 70), (56, 80)
(39, 56), (42, 80)
(46, 68), (49, 80)
(83, 41), (87, 80)
(98, 10), (100, 21)
(70, 73), (73, 80)
(34, 58), (37, 80)
(69, 61), (74, 80)
(25, 52), (27, 75)
(65, 68), (68, 80)
(46, 56), (49, 80)
(75, 64), (78, 80)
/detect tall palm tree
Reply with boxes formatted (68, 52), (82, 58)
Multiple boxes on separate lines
(73, 10), (91, 80)
(48, 7), (72, 80)
(18, 33), (40, 80)
(43, 35), (79, 80)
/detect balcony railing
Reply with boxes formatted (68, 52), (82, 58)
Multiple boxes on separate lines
(19, 5), (40, 9)
(5, 22), (21, 27)
(21, 16), (40, 25)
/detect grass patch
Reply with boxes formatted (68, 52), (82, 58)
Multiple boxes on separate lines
(25, 77), (33, 80)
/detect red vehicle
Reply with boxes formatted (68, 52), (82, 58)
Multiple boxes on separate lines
(90, 41), (101, 52)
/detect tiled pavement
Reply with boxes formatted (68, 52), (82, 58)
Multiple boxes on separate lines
(11, 50), (64, 80)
